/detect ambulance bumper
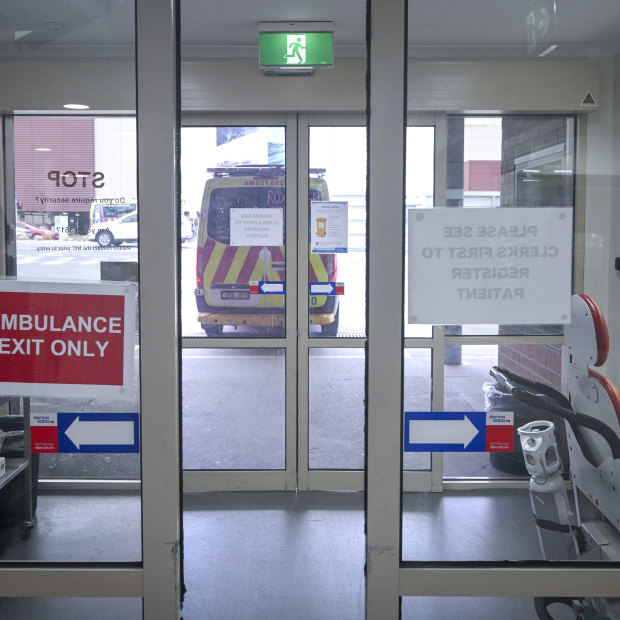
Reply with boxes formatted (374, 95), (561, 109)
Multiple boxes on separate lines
(197, 311), (336, 328)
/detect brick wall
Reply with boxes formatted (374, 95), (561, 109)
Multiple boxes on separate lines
(464, 160), (500, 191)
(497, 342), (562, 390)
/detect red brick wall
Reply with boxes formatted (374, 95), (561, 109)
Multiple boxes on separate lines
(464, 160), (500, 191)
(497, 343), (562, 390)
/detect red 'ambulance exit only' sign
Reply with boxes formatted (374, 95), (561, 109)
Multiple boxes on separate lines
(0, 281), (135, 398)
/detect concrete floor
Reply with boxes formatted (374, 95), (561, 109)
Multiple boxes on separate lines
(0, 333), (567, 617)
(0, 488), (565, 619)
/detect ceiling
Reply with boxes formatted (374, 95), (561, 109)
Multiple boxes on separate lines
(0, 0), (619, 60)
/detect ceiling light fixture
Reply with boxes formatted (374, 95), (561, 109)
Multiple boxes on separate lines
(63, 103), (90, 110)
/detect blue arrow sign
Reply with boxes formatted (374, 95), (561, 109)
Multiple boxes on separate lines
(309, 282), (344, 295)
(404, 411), (487, 452)
(309, 282), (335, 295)
(58, 412), (140, 453)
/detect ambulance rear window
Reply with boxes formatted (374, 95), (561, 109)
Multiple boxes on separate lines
(207, 186), (323, 244)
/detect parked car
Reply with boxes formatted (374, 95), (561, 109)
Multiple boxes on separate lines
(17, 221), (59, 240)
(89, 210), (138, 247)
(15, 225), (33, 240)
(88, 210), (194, 247)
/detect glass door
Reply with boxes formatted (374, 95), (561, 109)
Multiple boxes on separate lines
(299, 116), (367, 491)
(181, 116), (294, 491)
(180, 114), (439, 492)
(181, 115), (369, 492)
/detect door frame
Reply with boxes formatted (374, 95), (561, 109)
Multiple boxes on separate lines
(180, 112), (443, 493)
(181, 112), (297, 492)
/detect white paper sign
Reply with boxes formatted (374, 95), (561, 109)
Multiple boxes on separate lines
(230, 208), (283, 246)
(311, 201), (348, 254)
(408, 207), (573, 325)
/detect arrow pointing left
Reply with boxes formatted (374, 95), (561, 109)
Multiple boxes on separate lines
(59, 413), (139, 453)
(65, 418), (135, 449)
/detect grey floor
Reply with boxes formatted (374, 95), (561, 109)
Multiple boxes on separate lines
(0, 487), (562, 619)
(0, 345), (568, 617)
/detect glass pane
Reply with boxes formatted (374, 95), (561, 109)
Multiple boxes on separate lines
(183, 127), (287, 337)
(402, 597), (590, 619)
(443, 344), (569, 480)
(309, 348), (365, 469)
(308, 127), (366, 338)
(182, 349), (285, 470)
(405, 126), (434, 338)
(403, 486), (543, 561)
(403, 0), (620, 571)
(0, 598), (142, 619)
(13, 117), (140, 481)
(403, 348), (432, 470)
(1, 0), (139, 564)
(452, 115), (575, 336)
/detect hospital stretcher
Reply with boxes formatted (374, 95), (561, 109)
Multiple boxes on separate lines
(490, 294), (620, 620)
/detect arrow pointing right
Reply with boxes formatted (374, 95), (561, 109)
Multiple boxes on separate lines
(309, 283), (335, 295)
(409, 416), (480, 449)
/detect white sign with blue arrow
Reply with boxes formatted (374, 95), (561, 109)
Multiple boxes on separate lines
(250, 281), (285, 295)
(309, 282), (344, 296)
(58, 412), (140, 453)
(404, 411), (513, 452)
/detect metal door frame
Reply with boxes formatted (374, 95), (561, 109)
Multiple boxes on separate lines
(181, 112), (298, 492)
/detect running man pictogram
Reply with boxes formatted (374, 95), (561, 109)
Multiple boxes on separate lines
(284, 35), (306, 64)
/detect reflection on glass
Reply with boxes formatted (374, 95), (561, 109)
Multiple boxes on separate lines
(182, 127), (286, 337)
(14, 116), (138, 282)
(402, 487), (542, 561)
(309, 127), (367, 338)
(0, 599), (142, 619)
(402, 597), (577, 619)
(403, 594), (617, 617)
(403, 349), (432, 470)
(5, 0), (141, 563)
(447, 116), (574, 336)
(309, 348), (365, 469)
(182, 349), (285, 470)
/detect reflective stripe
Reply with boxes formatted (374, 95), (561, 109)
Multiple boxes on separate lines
(213, 245), (238, 284)
(202, 237), (224, 287)
(237, 246), (262, 283)
(309, 252), (328, 282)
(226, 245), (250, 283)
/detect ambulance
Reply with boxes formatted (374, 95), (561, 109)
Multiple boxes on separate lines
(194, 165), (339, 336)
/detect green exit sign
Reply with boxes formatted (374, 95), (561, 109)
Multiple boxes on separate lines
(259, 32), (333, 68)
